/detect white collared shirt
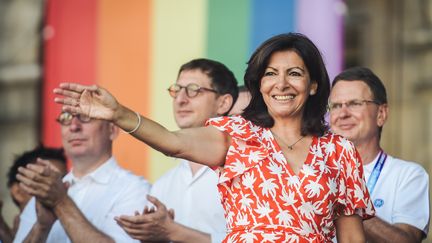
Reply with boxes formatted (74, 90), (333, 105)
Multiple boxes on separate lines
(14, 157), (151, 243)
(150, 160), (226, 243)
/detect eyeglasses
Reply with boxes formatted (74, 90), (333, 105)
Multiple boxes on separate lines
(167, 83), (218, 98)
(56, 112), (91, 125)
(327, 99), (380, 113)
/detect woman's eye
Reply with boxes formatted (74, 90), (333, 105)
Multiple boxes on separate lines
(289, 71), (301, 76)
(264, 71), (276, 76)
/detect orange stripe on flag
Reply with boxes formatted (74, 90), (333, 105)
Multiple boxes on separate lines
(98, 0), (152, 177)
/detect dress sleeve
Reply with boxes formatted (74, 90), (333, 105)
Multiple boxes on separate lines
(336, 137), (375, 219)
(206, 116), (250, 139)
(206, 116), (269, 183)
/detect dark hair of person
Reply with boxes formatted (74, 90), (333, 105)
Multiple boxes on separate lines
(178, 58), (239, 115)
(7, 144), (66, 188)
(332, 66), (387, 105)
(238, 85), (249, 93)
(242, 33), (330, 136)
(332, 66), (388, 135)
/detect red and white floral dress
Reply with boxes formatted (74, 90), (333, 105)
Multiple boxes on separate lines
(206, 116), (374, 243)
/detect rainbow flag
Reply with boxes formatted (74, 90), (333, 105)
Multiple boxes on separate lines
(42, 0), (343, 181)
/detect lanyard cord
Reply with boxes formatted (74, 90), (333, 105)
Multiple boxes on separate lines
(366, 150), (387, 195)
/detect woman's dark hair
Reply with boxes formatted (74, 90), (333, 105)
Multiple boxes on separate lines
(242, 33), (330, 136)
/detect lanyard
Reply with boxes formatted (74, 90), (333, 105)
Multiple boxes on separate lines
(366, 150), (387, 195)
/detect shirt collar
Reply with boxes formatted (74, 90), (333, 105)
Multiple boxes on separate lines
(179, 158), (210, 180)
(365, 150), (385, 170)
(63, 157), (117, 185)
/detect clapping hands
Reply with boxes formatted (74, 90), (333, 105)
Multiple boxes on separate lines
(115, 195), (175, 242)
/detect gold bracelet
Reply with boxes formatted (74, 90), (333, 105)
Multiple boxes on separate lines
(125, 111), (141, 134)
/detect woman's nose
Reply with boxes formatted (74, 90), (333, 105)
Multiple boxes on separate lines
(275, 74), (291, 89)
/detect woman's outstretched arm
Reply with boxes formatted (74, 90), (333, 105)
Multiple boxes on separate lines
(54, 83), (230, 167)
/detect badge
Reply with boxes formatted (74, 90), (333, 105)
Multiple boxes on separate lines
(374, 198), (384, 207)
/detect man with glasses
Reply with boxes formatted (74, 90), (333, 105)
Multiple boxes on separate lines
(116, 58), (238, 243)
(14, 111), (151, 243)
(329, 67), (429, 242)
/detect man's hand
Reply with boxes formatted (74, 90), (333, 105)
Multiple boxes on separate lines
(115, 195), (175, 242)
(364, 216), (424, 243)
(35, 200), (56, 228)
(17, 158), (68, 208)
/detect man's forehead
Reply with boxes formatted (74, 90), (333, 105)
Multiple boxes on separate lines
(331, 80), (373, 99)
(177, 69), (212, 86)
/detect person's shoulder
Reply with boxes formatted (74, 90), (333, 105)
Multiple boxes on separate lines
(387, 155), (428, 176)
(152, 163), (183, 187)
(206, 115), (249, 127)
(149, 163), (186, 199)
(111, 162), (152, 189)
(206, 115), (262, 139)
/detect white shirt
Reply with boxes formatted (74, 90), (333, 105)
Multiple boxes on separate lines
(150, 160), (226, 243)
(364, 153), (430, 235)
(14, 157), (151, 243)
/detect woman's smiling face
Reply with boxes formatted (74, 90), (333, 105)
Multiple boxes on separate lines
(260, 50), (317, 121)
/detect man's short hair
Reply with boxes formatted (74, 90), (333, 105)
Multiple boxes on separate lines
(178, 58), (239, 114)
(7, 144), (66, 187)
(332, 66), (387, 105)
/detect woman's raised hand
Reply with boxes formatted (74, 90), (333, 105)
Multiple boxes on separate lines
(54, 83), (119, 121)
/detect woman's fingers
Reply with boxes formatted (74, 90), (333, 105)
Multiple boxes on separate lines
(58, 83), (97, 92)
(61, 105), (81, 114)
(53, 88), (82, 99)
(54, 97), (80, 107)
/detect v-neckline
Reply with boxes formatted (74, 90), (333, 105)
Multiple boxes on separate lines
(268, 130), (316, 178)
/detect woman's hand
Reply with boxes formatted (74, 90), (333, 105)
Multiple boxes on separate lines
(54, 83), (120, 121)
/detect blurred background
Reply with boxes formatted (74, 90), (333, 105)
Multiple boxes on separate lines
(0, 0), (431, 240)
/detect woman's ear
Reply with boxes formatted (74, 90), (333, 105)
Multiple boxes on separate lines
(217, 94), (234, 115)
(310, 82), (318, 95)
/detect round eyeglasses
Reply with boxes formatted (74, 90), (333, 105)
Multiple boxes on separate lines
(56, 112), (91, 126)
(167, 83), (218, 98)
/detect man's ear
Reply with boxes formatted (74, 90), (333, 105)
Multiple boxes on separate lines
(109, 122), (120, 140)
(377, 103), (388, 127)
(217, 94), (234, 115)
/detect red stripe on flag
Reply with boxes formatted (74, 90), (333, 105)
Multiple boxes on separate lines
(42, 0), (98, 147)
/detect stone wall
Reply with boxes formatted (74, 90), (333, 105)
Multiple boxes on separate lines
(0, 0), (44, 227)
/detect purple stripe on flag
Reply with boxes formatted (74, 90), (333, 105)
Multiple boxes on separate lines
(296, 0), (345, 81)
